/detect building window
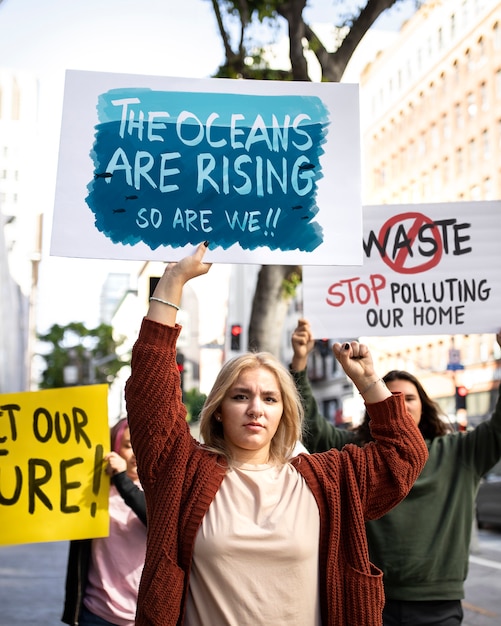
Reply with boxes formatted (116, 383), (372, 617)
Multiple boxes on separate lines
(380, 164), (387, 187)
(450, 13), (456, 40)
(421, 172), (430, 200)
(461, 0), (469, 28)
(470, 185), (481, 201)
(468, 138), (476, 168)
(418, 132), (427, 156)
(440, 71), (447, 95)
(482, 129), (490, 159)
(456, 148), (464, 176)
(443, 158), (451, 185)
(484, 177), (493, 200)
(496, 70), (501, 99)
(427, 36), (433, 59)
(477, 36), (485, 66)
(409, 180), (418, 203)
(467, 92), (476, 118)
(432, 165), (440, 195)
(465, 48), (473, 72)
(11, 78), (20, 121)
(431, 124), (439, 149)
(455, 102), (463, 128)
(480, 82), (489, 111)
(494, 22), (501, 51)
(442, 114), (451, 140)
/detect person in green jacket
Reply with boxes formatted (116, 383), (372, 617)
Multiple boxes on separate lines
(291, 318), (501, 626)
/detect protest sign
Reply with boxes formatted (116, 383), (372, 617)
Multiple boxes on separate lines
(51, 70), (362, 265)
(303, 201), (501, 338)
(0, 385), (109, 546)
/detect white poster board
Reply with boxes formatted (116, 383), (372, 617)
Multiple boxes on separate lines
(51, 70), (362, 265)
(303, 201), (501, 337)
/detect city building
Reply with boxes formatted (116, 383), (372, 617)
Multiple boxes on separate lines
(354, 0), (501, 424)
(225, 0), (501, 427)
(0, 69), (41, 392)
(362, 0), (501, 205)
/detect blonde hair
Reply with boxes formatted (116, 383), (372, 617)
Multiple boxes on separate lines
(199, 352), (303, 465)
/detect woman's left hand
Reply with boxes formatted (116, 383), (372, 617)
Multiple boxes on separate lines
(105, 451), (127, 476)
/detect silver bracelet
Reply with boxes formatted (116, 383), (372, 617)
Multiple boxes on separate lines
(359, 378), (383, 396)
(149, 296), (180, 311)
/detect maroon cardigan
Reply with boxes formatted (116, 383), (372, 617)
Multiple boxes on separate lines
(126, 318), (428, 626)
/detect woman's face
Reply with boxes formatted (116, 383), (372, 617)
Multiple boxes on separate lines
(386, 378), (422, 426)
(218, 366), (284, 464)
(118, 426), (138, 480)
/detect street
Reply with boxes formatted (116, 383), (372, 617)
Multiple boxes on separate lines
(463, 528), (501, 626)
(0, 528), (500, 625)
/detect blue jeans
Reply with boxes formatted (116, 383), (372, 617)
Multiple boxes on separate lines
(79, 605), (119, 626)
(383, 599), (464, 626)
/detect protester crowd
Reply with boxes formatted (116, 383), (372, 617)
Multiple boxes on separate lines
(60, 245), (501, 626)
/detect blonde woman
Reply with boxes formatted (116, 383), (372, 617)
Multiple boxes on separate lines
(125, 242), (428, 626)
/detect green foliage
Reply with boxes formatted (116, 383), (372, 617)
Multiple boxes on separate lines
(210, 0), (290, 80)
(184, 387), (207, 423)
(208, 0), (415, 351)
(211, 0), (414, 82)
(37, 322), (128, 389)
(281, 268), (302, 299)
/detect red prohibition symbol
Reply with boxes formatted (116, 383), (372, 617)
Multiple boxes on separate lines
(378, 212), (443, 274)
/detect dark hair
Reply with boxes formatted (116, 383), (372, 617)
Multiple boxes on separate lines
(355, 370), (452, 444)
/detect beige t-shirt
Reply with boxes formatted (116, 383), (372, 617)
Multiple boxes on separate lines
(185, 462), (321, 626)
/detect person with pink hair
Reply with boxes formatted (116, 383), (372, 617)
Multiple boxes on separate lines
(62, 417), (146, 626)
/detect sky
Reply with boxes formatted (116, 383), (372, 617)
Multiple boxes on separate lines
(0, 0), (415, 333)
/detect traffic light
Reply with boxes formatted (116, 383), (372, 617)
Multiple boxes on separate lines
(230, 324), (242, 351)
(455, 385), (468, 411)
(316, 338), (330, 357)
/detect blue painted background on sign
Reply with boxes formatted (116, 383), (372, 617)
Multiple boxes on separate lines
(86, 88), (330, 251)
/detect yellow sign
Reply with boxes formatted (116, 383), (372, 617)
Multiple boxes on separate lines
(0, 385), (110, 545)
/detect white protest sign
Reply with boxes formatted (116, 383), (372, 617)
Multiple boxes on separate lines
(51, 70), (362, 265)
(303, 201), (501, 337)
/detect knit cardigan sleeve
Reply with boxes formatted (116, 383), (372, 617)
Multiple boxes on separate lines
(125, 317), (191, 492)
(350, 392), (429, 520)
(125, 317), (227, 626)
(296, 392), (429, 522)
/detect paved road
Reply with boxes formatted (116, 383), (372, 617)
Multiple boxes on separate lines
(0, 540), (68, 626)
(0, 529), (500, 625)
(463, 528), (501, 626)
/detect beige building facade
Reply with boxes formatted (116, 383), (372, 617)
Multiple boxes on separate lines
(356, 0), (501, 423)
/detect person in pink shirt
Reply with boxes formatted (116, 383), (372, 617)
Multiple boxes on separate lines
(62, 418), (146, 626)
